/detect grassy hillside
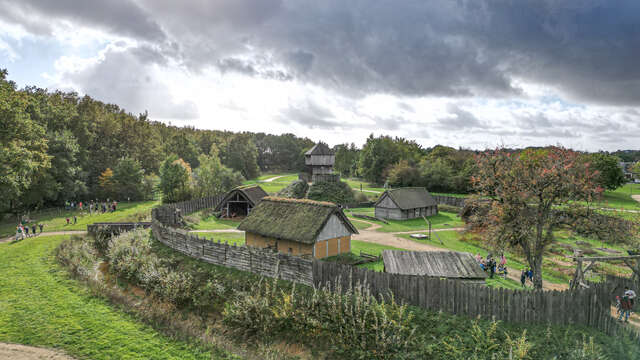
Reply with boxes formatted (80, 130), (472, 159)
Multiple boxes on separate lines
(0, 201), (159, 237)
(0, 235), (232, 360)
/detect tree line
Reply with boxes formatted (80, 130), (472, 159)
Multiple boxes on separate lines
(1, 70), (314, 214)
(334, 135), (627, 194)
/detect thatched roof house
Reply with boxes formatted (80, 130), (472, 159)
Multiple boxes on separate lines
(375, 187), (438, 220)
(215, 185), (268, 218)
(238, 197), (358, 259)
(382, 250), (487, 282)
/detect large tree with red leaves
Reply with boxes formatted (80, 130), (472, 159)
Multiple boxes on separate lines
(471, 146), (603, 289)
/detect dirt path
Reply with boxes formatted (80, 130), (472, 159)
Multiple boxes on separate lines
(633, 195), (640, 204)
(351, 188), (381, 194)
(261, 175), (286, 182)
(352, 221), (568, 291)
(0, 343), (75, 360)
(0, 231), (87, 244)
(190, 229), (244, 233)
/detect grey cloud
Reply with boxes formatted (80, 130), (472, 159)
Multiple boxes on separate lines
(279, 99), (338, 129)
(436, 104), (483, 129)
(63, 46), (198, 120)
(0, 0), (166, 42)
(217, 57), (292, 81)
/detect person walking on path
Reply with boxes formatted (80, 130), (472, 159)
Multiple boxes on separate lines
(24, 225), (29, 237)
(500, 254), (507, 266)
(625, 287), (636, 309)
(66, 217), (70, 225)
(38, 223), (44, 234)
(619, 294), (632, 323)
(31, 224), (36, 236)
(73, 215), (77, 224)
(520, 270), (527, 288)
(15, 226), (22, 241)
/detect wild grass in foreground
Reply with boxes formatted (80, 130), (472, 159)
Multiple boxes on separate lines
(0, 235), (229, 360)
(55, 229), (640, 359)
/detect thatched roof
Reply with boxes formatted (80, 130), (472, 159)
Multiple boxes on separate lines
(238, 197), (358, 244)
(214, 185), (268, 211)
(375, 187), (437, 210)
(382, 250), (487, 279)
(305, 143), (334, 156)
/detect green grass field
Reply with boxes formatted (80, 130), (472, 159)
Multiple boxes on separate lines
(597, 183), (640, 210)
(190, 232), (245, 246)
(0, 235), (231, 359)
(242, 173), (300, 194)
(184, 210), (240, 230)
(0, 201), (159, 238)
(346, 209), (463, 232)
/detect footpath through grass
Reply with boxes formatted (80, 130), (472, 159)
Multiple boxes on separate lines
(346, 208), (463, 232)
(0, 235), (230, 360)
(0, 201), (159, 237)
(242, 173), (299, 194)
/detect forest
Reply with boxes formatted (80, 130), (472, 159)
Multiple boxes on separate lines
(1, 69), (631, 215)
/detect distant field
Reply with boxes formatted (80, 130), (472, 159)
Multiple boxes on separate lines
(242, 173), (299, 194)
(0, 201), (159, 237)
(596, 183), (640, 210)
(0, 235), (227, 359)
(345, 209), (463, 232)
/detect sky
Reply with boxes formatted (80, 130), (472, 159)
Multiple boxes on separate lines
(1, 0), (639, 151)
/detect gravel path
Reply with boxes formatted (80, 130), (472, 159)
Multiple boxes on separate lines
(633, 195), (640, 204)
(0, 231), (87, 243)
(261, 175), (286, 182)
(0, 343), (75, 360)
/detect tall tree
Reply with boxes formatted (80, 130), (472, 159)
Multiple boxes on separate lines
(223, 134), (260, 179)
(334, 143), (359, 178)
(0, 69), (51, 214)
(471, 147), (602, 289)
(193, 146), (244, 197)
(112, 157), (145, 200)
(584, 153), (625, 190)
(159, 155), (192, 203)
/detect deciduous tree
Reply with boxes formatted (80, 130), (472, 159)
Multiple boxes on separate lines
(471, 147), (602, 289)
(159, 155), (192, 203)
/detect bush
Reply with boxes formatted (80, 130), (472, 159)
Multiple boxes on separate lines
(223, 280), (418, 359)
(354, 191), (369, 203)
(277, 180), (309, 199)
(307, 181), (355, 204)
(55, 236), (100, 278)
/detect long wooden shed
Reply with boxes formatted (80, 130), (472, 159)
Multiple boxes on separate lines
(374, 187), (438, 220)
(238, 197), (358, 259)
(382, 250), (487, 283)
(215, 185), (268, 218)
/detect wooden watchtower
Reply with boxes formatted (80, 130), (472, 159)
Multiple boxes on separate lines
(304, 143), (338, 183)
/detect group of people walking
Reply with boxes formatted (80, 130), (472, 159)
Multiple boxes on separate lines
(67, 199), (119, 215)
(475, 253), (508, 279)
(15, 222), (44, 241)
(520, 268), (534, 287)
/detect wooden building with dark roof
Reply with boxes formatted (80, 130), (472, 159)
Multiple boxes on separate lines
(238, 197), (358, 258)
(374, 187), (438, 220)
(382, 250), (487, 283)
(215, 185), (268, 218)
(304, 142), (338, 183)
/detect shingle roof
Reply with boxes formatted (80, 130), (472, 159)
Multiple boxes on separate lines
(214, 185), (268, 211)
(382, 250), (487, 279)
(375, 187), (437, 210)
(305, 143), (334, 156)
(237, 197), (358, 244)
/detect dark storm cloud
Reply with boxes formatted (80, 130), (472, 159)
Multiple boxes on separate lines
(0, 0), (166, 42)
(217, 57), (292, 81)
(4, 0), (640, 106)
(65, 47), (198, 120)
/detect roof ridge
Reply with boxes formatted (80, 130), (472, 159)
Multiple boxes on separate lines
(263, 196), (336, 207)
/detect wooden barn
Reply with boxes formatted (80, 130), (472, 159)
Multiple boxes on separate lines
(215, 185), (268, 218)
(382, 250), (487, 283)
(238, 197), (358, 259)
(374, 187), (438, 220)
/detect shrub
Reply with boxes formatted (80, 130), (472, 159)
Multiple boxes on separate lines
(277, 180), (309, 199)
(354, 191), (369, 203)
(223, 280), (418, 359)
(55, 236), (99, 278)
(307, 181), (355, 204)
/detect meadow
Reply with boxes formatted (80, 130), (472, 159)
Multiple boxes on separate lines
(0, 235), (232, 360)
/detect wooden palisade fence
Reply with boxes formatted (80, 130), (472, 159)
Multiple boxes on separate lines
(141, 196), (638, 340)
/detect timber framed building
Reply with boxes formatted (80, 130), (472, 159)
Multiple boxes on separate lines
(214, 185), (268, 218)
(238, 197), (358, 259)
(374, 187), (438, 220)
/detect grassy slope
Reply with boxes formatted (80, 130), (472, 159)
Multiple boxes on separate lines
(0, 201), (159, 237)
(185, 210), (240, 230)
(242, 173), (299, 194)
(597, 183), (640, 210)
(0, 235), (229, 360)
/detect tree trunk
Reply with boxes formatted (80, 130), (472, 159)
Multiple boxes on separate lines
(532, 255), (544, 290)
